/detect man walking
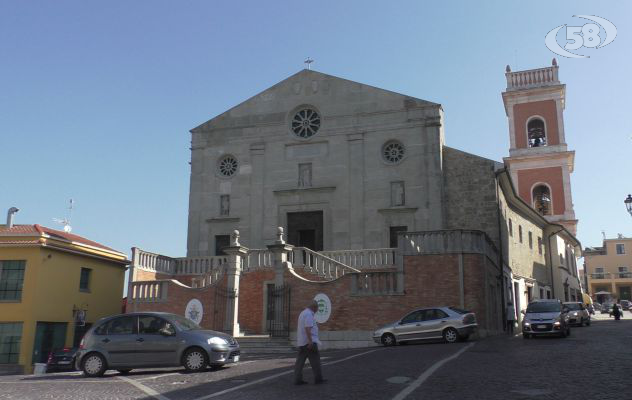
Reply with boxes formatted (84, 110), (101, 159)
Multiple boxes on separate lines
(294, 300), (325, 385)
(506, 301), (516, 334)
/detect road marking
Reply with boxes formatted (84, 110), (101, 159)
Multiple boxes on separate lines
(391, 343), (475, 400)
(136, 372), (183, 381)
(117, 375), (172, 400)
(191, 348), (379, 400)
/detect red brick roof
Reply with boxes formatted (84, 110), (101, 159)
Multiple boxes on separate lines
(0, 224), (119, 253)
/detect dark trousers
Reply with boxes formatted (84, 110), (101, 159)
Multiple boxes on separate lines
(507, 320), (515, 334)
(294, 344), (323, 383)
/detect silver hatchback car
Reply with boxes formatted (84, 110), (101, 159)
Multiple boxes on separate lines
(373, 307), (477, 345)
(563, 302), (591, 326)
(75, 312), (240, 377)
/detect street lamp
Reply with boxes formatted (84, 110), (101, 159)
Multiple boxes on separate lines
(625, 194), (632, 216)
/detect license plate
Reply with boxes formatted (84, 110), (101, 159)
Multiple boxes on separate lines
(58, 360), (71, 365)
(231, 355), (240, 363)
(537, 325), (547, 329)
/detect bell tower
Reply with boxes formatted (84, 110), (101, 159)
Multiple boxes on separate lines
(502, 59), (577, 235)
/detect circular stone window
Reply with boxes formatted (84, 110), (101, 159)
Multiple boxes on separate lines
(291, 108), (321, 138)
(217, 155), (238, 178)
(382, 141), (405, 164)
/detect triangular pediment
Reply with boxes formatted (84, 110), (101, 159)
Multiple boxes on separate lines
(190, 69), (440, 133)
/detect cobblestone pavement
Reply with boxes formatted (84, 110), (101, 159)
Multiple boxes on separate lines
(1, 315), (629, 400)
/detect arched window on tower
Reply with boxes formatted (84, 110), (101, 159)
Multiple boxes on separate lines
(533, 185), (552, 215)
(527, 118), (547, 147)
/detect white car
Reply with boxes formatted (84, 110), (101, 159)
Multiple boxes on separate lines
(563, 302), (591, 326)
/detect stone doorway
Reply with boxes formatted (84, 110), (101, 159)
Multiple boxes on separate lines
(287, 211), (323, 251)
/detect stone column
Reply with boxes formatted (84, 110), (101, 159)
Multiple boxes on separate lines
(222, 230), (249, 337)
(267, 227), (294, 288)
(249, 143), (265, 248)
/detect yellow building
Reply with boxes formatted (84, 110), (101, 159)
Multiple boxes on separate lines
(0, 223), (128, 374)
(584, 236), (632, 303)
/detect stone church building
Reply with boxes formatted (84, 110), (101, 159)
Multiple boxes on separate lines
(128, 61), (582, 347)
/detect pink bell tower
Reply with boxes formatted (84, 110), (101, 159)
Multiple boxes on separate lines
(502, 59), (577, 235)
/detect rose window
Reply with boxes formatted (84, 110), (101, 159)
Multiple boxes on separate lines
(382, 141), (405, 164)
(218, 155), (238, 177)
(291, 108), (321, 138)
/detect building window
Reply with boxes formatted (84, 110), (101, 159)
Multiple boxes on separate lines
(528, 232), (533, 249)
(298, 163), (312, 188)
(390, 181), (405, 206)
(527, 118), (547, 147)
(619, 266), (629, 279)
(559, 253), (564, 265)
(291, 108), (321, 139)
(594, 267), (605, 279)
(532, 185), (552, 216)
(0, 260), (26, 301)
(382, 140), (405, 164)
(527, 286), (533, 302)
(539, 288), (545, 299)
(389, 226), (407, 248)
(215, 235), (231, 256)
(0, 322), (22, 364)
(616, 244), (625, 254)
(537, 237), (543, 255)
(508, 219), (513, 237)
(518, 226), (523, 243)
(217, 155), (238, 178)
(546, 290), (551, 299)
(220, 195), (230, 216)
(79, 268), (91, 292)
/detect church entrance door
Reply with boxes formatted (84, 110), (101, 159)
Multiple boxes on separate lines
(287, 211), (323, 251)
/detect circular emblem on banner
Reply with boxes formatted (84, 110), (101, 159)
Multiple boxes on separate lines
(185, 299), (203, 325)
(314, 293), (331, 323)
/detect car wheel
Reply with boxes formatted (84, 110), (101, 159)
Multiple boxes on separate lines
(117, 369), (132, 375)
(381, 333), (396, 346)
(522, 333), (530, 339)
(82, 353), (107, 377)
(443, 328), (459, 343)
(182, 347), (208, 373)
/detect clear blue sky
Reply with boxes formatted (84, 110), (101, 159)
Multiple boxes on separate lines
(2, 1), (630, 262)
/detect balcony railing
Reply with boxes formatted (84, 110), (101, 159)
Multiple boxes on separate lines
(400, 230), (499, 262)
(320, 248), (396, 270)
(506, 65), (560, 91)
(590, 273), (612, 280)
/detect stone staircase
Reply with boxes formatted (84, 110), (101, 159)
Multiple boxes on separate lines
(236, 335), (295, 355)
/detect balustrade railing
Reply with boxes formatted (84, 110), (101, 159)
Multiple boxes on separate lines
(129, 281), (169, 302)
(320, 248), (396, 270)
(401, 230), (499, 262)
(290, 247), (360, 279)
(244, 249), (274, 271)
(506, 65), (559, 91)
(133, 248), (227, 276)
(351, 271), (399, 295)
(176, 256), (227, 275)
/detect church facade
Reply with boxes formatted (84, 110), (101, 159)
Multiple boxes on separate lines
(186, 70), (446, 256)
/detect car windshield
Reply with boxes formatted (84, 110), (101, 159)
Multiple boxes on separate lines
(169, 315), (201, 331)
(564, 303), (581, 311)
(526, 302), (561, 313)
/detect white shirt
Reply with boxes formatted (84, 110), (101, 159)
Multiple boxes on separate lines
(297, 308), (320, 346)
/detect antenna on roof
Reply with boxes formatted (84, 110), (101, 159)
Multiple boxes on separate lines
(53, 199), (74, 233)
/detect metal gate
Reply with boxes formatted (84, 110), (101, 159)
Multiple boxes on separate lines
(267, 285), (291, 337)
(214, 286), (237, 334)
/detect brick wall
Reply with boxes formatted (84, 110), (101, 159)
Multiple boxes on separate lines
(238, 269), (275, 334)
(286, 253), (498, 335)
(128, 275), (227, 331)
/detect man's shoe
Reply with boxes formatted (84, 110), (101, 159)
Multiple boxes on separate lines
(295, 380), (308, 385)
(315, 379), (327, 384)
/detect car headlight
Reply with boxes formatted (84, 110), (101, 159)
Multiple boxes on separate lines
(207, 337), (228, 345)
(553, 321), (561, 326)
(523, 322), (530, 326)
